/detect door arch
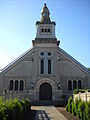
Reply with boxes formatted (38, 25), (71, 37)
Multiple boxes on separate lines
(39, 82), (52, 100)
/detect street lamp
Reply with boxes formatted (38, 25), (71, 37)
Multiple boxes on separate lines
(57, 83), (60, 90)
(31, 83), (34, 89)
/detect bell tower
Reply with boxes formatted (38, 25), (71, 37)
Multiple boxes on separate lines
(36, 3), (56, 39)
(32, 3), (60, 47)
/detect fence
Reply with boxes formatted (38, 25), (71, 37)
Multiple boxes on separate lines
(74, 92), (90, 102)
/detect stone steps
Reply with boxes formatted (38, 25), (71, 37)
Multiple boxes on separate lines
(32, 99), (67, 106)
(32, 100), (54, 106)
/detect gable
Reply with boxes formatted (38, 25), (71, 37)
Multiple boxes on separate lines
(5, 61), (33, 76)
(1, 48), (34, 75)
(57, 47), (88, 76)
(59, 61), (86, 77)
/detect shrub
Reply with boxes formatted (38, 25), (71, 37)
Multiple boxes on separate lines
(0, 97), (31, 120)
(74, 98), (79, 117)
(88, 89), (90, 92)
(72, 101), (75, 116)
(74, 89), (86, 94)
(0, 97), (6, 120)
(66, 97), (90, 120)
(0, 108), (5, 120)
(14, 98), (23, 120)
(74, 89), (90, 94)
(88, 68), (90, 71)
(24, 99), (31, 111)
(83, 103), (87, 120)
(85, 101), (90, 120)
(65, 104), (68, 112)
(78, 101), (86, 120)
(74, 89), (79, 94)
(67, 97), (73, 113)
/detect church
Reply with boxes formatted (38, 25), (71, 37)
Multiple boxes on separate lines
(0, 4), (90, 104)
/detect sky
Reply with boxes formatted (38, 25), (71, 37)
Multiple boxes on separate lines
(0, 0), (90, 69)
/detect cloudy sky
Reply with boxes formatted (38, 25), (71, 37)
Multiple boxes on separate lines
(0, 0), (90, 69)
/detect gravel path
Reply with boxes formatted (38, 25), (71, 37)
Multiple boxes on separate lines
(56, 107), (80, 120)
(32, 106), (67, 120)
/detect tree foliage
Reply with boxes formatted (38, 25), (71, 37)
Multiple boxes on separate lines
(88, 68), (90, 71)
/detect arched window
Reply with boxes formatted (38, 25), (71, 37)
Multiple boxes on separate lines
(48, 28), (50, 32)
(15, 80), (18, 91)
(48, 60), (51, 74)
(40, 59), (44, 74)
(9, 80), (13, 90)
(20, 80), (24, 91)
(78, 80), (82, 89)
(68, 80), (72, 91)
(45, 28), (47, 32)
(73, 80), (77, 90)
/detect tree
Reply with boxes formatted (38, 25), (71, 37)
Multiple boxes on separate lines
(88, 68), (90, 71)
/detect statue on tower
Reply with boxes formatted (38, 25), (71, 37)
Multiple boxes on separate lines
(40, 3), (51, 23)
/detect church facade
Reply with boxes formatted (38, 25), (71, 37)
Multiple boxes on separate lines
(0, 4), (90, 103)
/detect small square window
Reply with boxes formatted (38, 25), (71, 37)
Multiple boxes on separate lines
(41, 52), (44, 56)
(48, 52), (51, 56)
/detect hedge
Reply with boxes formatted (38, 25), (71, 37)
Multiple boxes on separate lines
(66, 97), (90, 120)
(73, 89), (90, 94)
(0, 97), (31, 120)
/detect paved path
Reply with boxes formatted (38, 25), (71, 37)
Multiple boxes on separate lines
(32, 106), (67, 120)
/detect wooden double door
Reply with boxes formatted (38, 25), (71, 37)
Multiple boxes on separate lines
(39, 83), (52, 100)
